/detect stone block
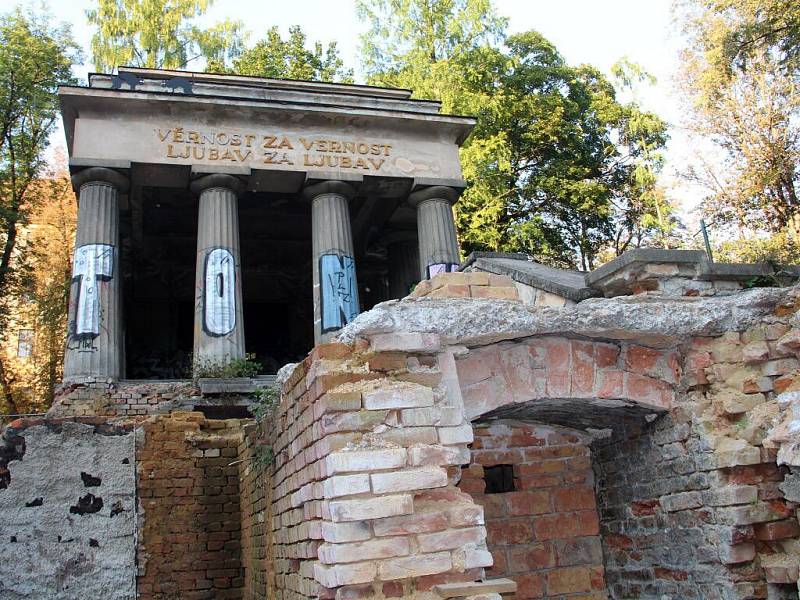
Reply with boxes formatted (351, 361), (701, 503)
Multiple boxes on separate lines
(433, 579), (517, 598)
(323, 474), (371, 499)
(438, 424), (474, 445)
(409, 444), (471, 466)
(370, 333), (441, 354)
(742, 341), (770, 363)
(719, 391), (765, 415)
(325, 448), (408, 474)
(754, 519), (800, 541)
(318, 537), (410, 564)
(429, 284), (471, 298)
(703, 485), (758, 507)
(762, 358), (800, 377)
(718, 542), (756, 565)
(362, 384), (434, 410)
(417, 526), (486, 552)
(373, 510), (449, 537)
(377, 551), (452, 581)
(660, 491), (703, 512)
(371, 466), (448, 494)
(329, 494), (413, 522)
(321, 521), (372, 543)
(314, 561), (376, 587)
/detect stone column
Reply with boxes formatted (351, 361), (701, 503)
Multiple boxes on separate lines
(63, 167), (128, 382)
(191, 174), (247, 373)
(305, 181), (359, 344)
(387, 239), (420, 299)
(408, 186), (461, 279)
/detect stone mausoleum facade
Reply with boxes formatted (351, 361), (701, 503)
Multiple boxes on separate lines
(1, 68), (800, 600)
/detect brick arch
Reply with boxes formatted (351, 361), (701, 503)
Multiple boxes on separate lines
(456, 336), (680, 428)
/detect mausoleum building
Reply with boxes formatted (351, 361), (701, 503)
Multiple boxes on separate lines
(59, 67), (474, 380)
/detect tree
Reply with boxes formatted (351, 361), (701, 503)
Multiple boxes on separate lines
(357, 0), (506, 113)
(679, 0), (800, 237)
(0, 7), (78, 414)
(87, 0), (245, 72)
(358, 1), (669, 270)
(0, 163), (75, 416)
(231, 25), (353, 82)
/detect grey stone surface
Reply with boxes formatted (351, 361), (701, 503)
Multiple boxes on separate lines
(463, 254), (597, 301)
(412, 192), (460, 278)
(338, 285), (791, 347)
(60, 69), (475, 187)
(0, 423), (135, 599)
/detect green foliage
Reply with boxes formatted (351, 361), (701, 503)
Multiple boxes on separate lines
(0, 7), (79, 414)
(86, 0), (245, 71)
(249, 385), (279, 422)
(714, 226), (800, 266)
(193, 355), (262, 378)
(230, 25), (352, 82)
(357, 1), (670, 270)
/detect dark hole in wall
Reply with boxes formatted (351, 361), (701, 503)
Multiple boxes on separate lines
(25, 497), (43, 507)
(484, 464), (516, 494)
(89, 539), (99, 547)
(69, 493), (103, 515)
(81, 472), (101, 487)
(110, 501), (125, 517)
(194, 405), (252, 420)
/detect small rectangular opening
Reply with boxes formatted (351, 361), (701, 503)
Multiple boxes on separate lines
(194, 405), (252, 420)
(484, 464), (515, 494)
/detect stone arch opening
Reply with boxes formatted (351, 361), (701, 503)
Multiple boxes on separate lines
(454, 335), (683, 599)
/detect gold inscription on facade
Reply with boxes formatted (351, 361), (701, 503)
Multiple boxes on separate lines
(156, 127), (395, 171)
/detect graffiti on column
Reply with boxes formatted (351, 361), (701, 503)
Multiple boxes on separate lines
(320, 254), (359, 333)
(426, 263), (459, 279)
(69, 243), (114, 343)
(204, 248), (236, 336)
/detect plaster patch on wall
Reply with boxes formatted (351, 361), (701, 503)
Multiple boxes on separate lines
(0, 422), (135, 599)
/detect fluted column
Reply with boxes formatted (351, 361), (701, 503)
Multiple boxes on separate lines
(63, 167), (128, 382)
(191, 174), (246, 373)
(387, 239), (420, 299)
(408, 186), (461, 279)
(305, 181), (359, 344)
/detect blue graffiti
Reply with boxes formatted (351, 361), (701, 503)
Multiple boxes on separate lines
(426, 262), (459, 279)
(320, 254), (359, 332)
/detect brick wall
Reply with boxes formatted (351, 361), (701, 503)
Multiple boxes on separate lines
(137, 412), (245, 599)
(459, 422), (606, 599)
(410, 271), (520, 300)
(52, 380), (199, 417)
(238, 420), (274, 600)
(266, 338), (493, 599)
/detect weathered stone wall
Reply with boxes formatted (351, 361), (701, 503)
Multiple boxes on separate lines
(459, 422), (606, 599)
(136, 412), (245, 599)
(0, 418), (136, 599)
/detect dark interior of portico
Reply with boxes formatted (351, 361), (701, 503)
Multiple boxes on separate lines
(120, 183), (418, 379)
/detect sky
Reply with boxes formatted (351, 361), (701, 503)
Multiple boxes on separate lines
(5, 0), (704, 224)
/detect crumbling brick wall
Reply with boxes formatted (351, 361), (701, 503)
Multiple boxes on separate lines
(459, 422), (606, 599)
(238, 420), (274, 600)
(137, 412), (245, 599)
(52, 380), (200, 417)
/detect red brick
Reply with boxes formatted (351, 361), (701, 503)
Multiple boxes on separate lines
(754, 519), (800, 541)
(570, 340), (596, 395)
(625, 345), (661, 372)
(546, 566), (592, 595)
(596, 370), (624, 398)
(553, 486), (596, 511)
(507, 491), (552, 516)
(513, 573), (544, 599)
(486, 518), (535, 545)
(382, 582), (404, 598)
(508, 543), (555, 572)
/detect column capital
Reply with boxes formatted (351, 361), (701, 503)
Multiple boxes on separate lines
(407, 185), (461, 206)
(71, 167), (129, 194)
(303, 180), (357, 201)
(190, 173), (247, 197)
